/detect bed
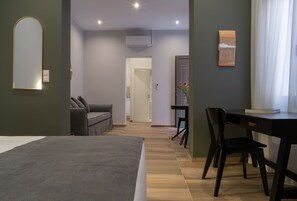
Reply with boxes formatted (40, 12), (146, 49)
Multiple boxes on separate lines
(0, 136), (146, 201)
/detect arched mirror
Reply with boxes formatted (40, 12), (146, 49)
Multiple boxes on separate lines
(13, 17), (43, 90)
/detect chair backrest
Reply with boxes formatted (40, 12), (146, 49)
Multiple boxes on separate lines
(205, 107), (228, 149)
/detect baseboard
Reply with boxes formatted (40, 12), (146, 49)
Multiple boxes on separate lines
(113, 124), (126, 127)
(151, 125), (175, 127)
(187, 152), (241, 163)
(187, 154), (207, 162)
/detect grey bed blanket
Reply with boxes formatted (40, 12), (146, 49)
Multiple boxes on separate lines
(0, 136), (144, 201)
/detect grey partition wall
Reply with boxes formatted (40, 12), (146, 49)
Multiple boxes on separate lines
(189, 0), (251, 157)
(0, 0), (71, 136)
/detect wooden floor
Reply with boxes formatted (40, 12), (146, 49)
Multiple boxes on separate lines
(106, 122), (291, 201)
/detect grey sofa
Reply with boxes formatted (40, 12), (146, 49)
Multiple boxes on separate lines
(70, 97), (113, 136)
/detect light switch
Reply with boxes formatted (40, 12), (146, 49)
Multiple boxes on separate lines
(155, 83), (159, 90)
(43, 70), (50, 82)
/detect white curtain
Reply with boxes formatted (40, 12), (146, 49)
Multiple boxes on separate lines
(251, 0), (297, 184)
(251, 0), (293, 111)
(289, 2), (297, 112)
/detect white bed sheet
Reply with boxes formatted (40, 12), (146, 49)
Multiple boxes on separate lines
(0, 136), (45, 153)
(134, 143), (147, 201)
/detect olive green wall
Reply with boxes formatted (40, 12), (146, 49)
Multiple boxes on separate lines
(0, 0), (70, 136)
(189, 0), (251, 157)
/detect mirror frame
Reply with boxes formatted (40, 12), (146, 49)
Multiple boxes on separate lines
(12, 16), (44, 90)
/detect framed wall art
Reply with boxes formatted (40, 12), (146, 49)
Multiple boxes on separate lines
(218, 30), (236, 67)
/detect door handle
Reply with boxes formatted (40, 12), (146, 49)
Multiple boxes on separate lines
(248, 122), (257, 128)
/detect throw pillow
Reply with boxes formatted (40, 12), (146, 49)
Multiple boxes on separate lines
(71, 97), (85, 109)
(70, 98), (79, 108)
(78, 96), (90, 113)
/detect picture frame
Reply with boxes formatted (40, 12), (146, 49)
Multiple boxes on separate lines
(218, 30), (236, 67)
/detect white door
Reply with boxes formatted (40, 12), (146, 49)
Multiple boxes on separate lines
(133, 69), (151, 122)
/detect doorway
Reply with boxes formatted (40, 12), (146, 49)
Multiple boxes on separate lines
(125, 58), (152, 123)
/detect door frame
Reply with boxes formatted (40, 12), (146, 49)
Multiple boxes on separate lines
(125, 57), (152, 123)
(131, 68), (152, 122)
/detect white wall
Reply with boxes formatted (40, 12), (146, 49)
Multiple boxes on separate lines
(84, 31), (126, 125)
(84, 30), (189, 125)
(151, 31), (189, 125)
(125, 59), (131, 117)
(70, 20), (84, 97)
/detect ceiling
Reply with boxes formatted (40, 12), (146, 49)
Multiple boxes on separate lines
(71, 0), (189, 31)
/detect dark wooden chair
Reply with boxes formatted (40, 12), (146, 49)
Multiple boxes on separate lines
(202, 107), (269, 196)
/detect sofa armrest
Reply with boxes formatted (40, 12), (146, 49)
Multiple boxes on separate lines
(70, 108), (88, 136)
(89, 104), (113, 114)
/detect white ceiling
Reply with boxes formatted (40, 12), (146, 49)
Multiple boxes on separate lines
(71, 0), (189, 31)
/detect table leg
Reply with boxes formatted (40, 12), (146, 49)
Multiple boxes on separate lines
(179, 130), (186, 145)
(270, 138), (292, 201)
(171, 127), (186, 140)
(183, 109), (189, 148)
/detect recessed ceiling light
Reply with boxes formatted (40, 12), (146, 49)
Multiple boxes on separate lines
(97, 20), (102, 25)
(134, 2), (140, 9)
(175, 20), (180, 25)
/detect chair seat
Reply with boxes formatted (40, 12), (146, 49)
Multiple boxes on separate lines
(225, 137), (266, 150)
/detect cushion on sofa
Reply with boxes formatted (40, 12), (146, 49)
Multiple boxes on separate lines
(87, 112), (111, 126)
(78, 96), (90, 113)
(70, 99), (79, 108)
(71, 97), (86, 110)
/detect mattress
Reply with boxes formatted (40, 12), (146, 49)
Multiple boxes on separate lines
(0, 136), (146, 201)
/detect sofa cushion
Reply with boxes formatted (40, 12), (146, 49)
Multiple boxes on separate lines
(71, 97), (86, 110)
(70, 99), (79, 108)
(87, 112), (111, 126)
(78, 96), (90, 113)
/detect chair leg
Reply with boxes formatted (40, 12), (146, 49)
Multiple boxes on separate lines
(257, 149), (269, 196)
(202, 143), (218, 179)
(246, 130), (258, 167)
(177, 118), (181, 133)
(242, 152), (247, 179)
(214, 150), (226, 197)
(213, 148), (220, 168)
(183, 129), (188, 148)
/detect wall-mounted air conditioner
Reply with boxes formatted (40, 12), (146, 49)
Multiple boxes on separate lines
(126, 35), (152, 48)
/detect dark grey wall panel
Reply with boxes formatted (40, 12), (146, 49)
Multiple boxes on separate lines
(0, 0), (70, 136)
(189, 0), (251, 157)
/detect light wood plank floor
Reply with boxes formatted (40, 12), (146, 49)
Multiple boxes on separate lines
(106, 122), (295, 201)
